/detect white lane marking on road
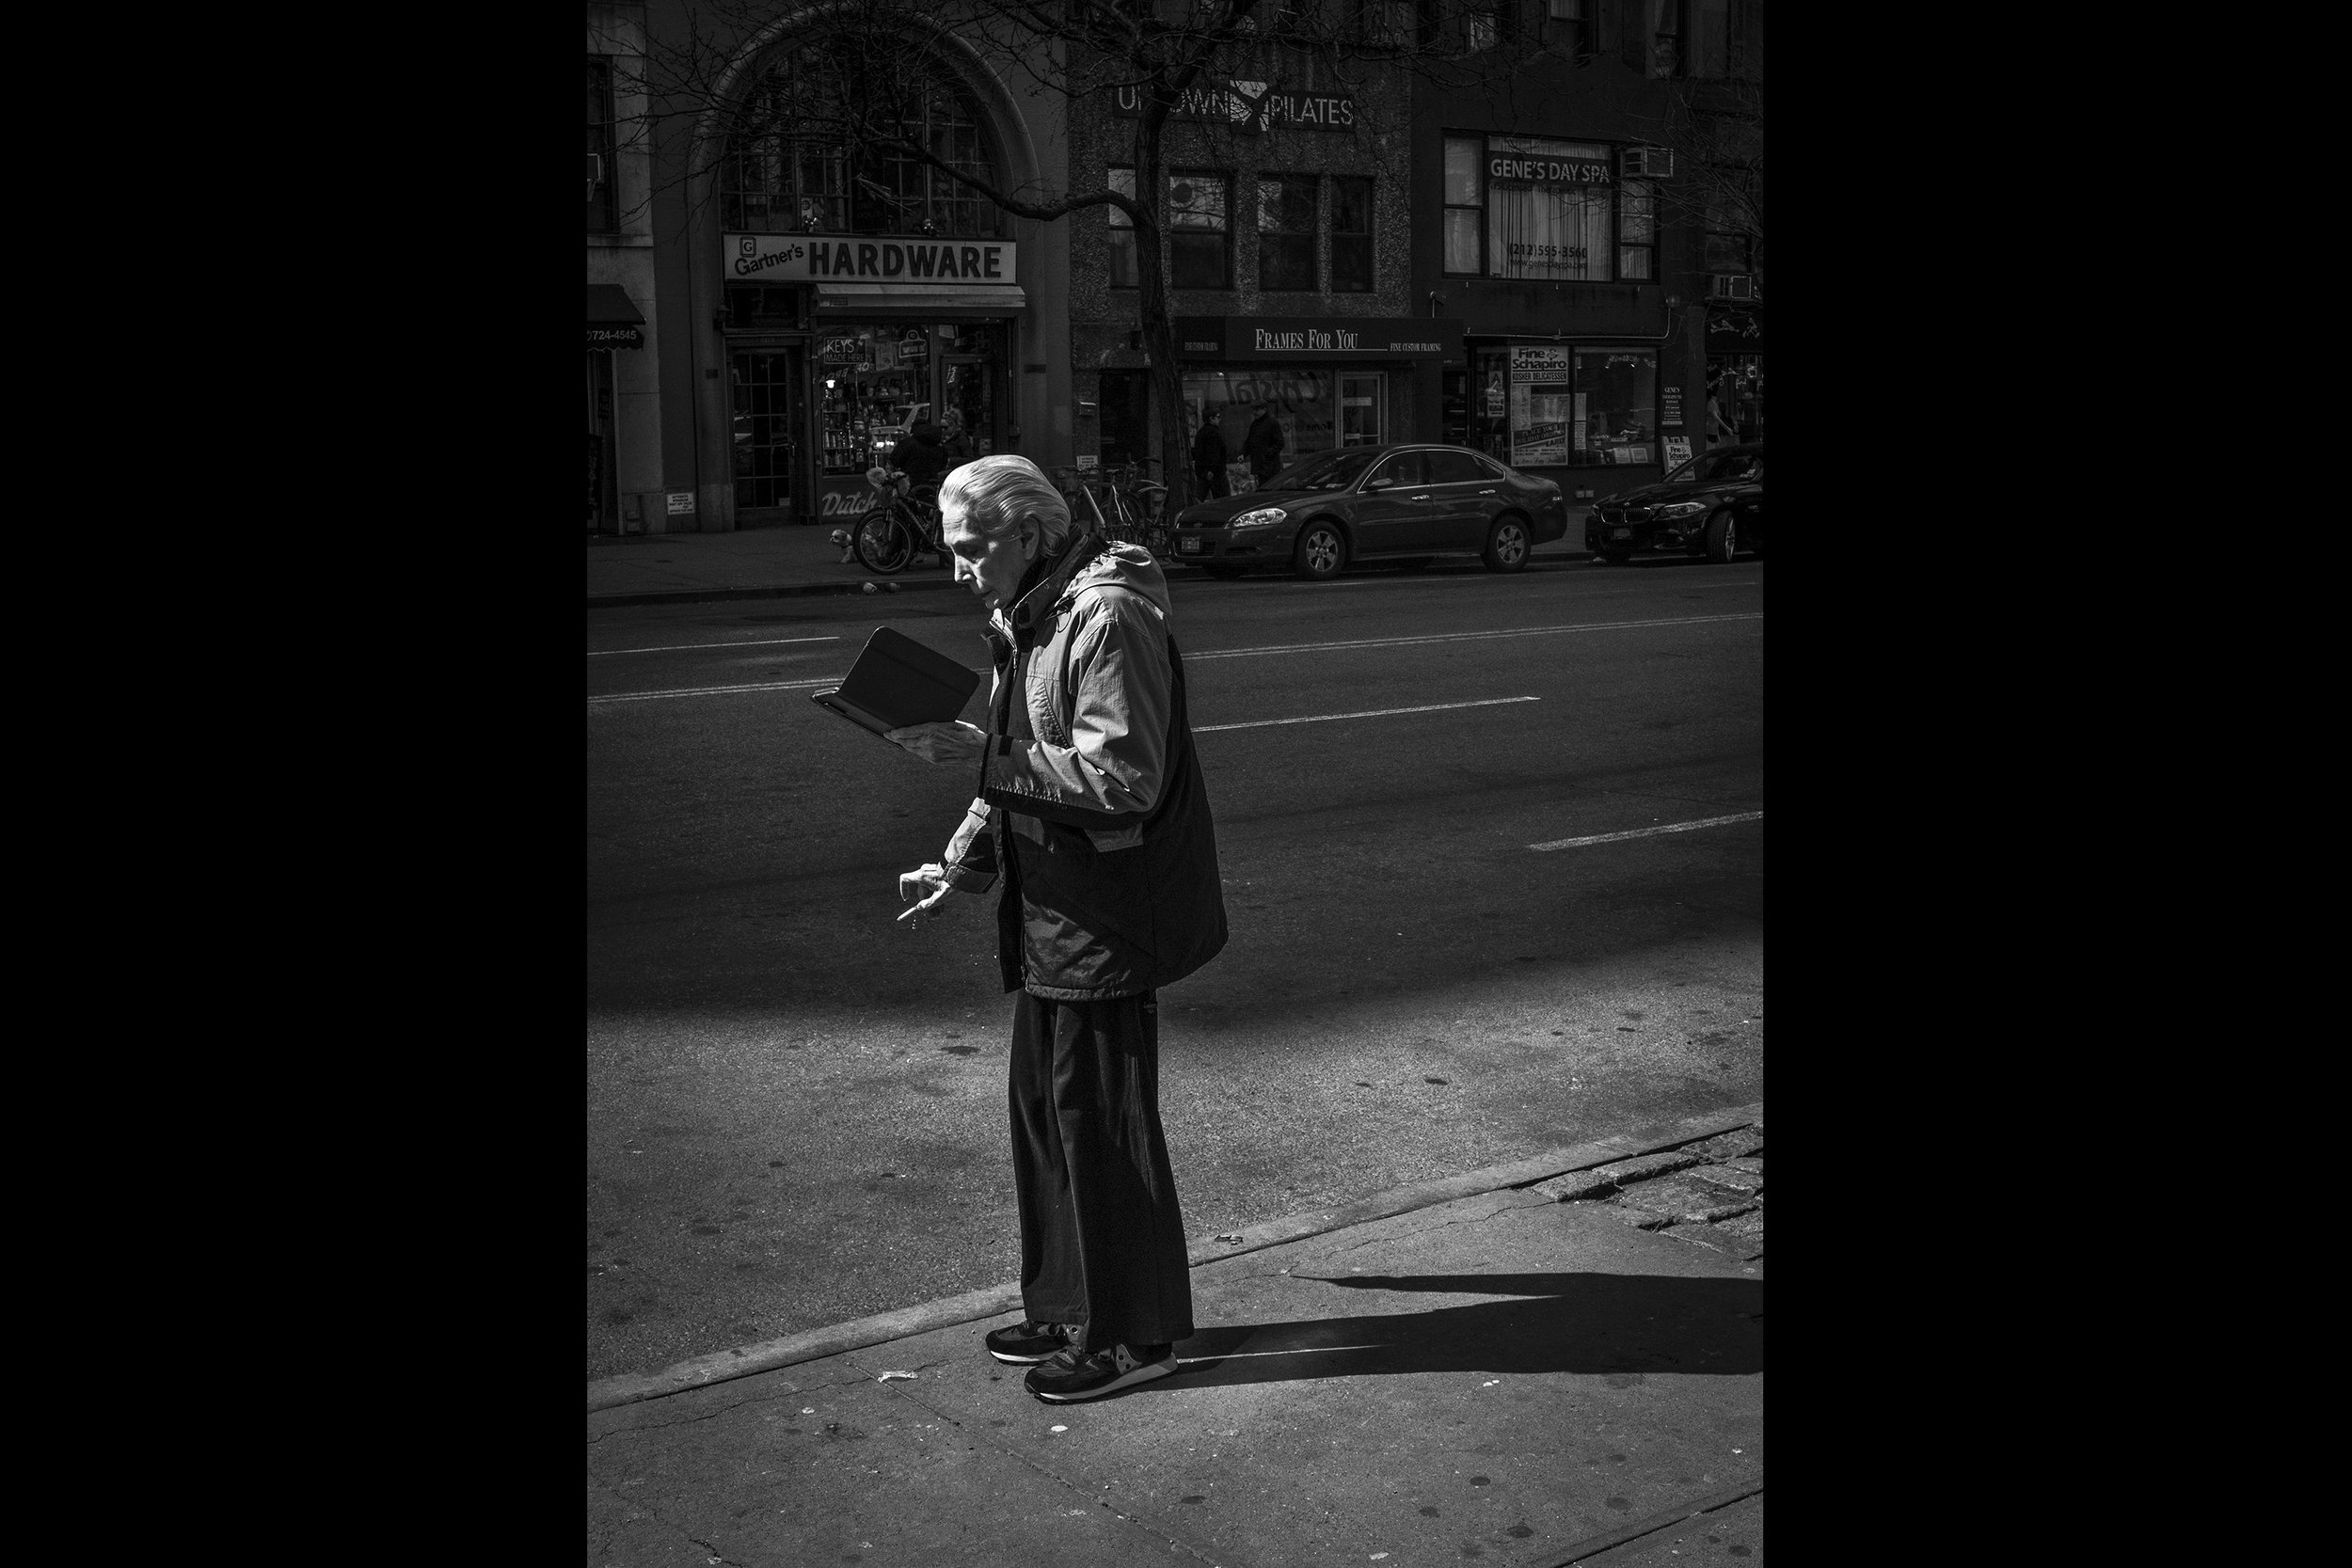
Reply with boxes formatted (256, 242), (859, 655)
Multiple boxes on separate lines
(1178, 1345), (1390, 1362)
(1187, 612), (1760, 661)
(1527, 811), (1764, 852)
(587, 635), (841, 657)
(1196, 696), (1538, 734)
(589, 676), (845, 705)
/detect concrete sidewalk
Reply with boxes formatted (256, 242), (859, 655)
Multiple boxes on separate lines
(586, 1106), (1762, 1568)
(586, 517), (1598, 609)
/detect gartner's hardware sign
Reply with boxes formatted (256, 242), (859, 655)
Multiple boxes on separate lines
(724, 232), (1018, 285)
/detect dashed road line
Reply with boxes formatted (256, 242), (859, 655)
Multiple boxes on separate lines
(1196, 696), (1538, 733)
(1187, 612), (1760, 661)
(1528, 811), (1763, 851)
(587, 635), (841, 657)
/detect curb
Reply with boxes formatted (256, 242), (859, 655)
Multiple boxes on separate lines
(586, 1100), (1760, 1416)
(583, 551), (1603, 609)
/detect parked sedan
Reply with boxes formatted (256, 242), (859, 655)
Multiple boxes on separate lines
(1168, 443), (1569, 580)
(1587, 443), (1763, 564)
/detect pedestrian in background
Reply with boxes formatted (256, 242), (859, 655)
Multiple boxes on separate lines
(1242, 406), (1286, 488)
(889, 454), (1228, 1404)
(1190, 412), (1230, 502)
(894, 420), (954, 565)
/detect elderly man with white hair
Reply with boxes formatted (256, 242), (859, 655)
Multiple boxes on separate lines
(890, 453), (1228, 1403)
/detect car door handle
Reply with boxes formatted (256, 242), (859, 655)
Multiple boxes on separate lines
(1410, 494), (1432, 501)
(1478, 489), (1497, 495)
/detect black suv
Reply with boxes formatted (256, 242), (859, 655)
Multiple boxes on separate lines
(1587, 443), (1763, 564)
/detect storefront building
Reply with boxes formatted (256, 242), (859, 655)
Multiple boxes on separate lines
(1065, 51), (1429, 489)
(1412, 3), (1764, 502)
(652, 11), (1071, 531)
(1172, 315), (1464, 491)
(586, 4), (665, 534)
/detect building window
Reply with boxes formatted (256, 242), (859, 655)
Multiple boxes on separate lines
(1258, 174), (1318, 293)
(1486, 135), (1613, 282)
(1443, 137), (1484, 276)
(1547, 0), (1585, 54)
(587, 57), (618, 234)
(1169, 171), (1231, 290)
(1643, 0), (1679, 77)
(1619, 179), (1655, 279)
(722, 48), (999, 235)
(1108, 166), (1137, 288)
(1331, 177), (1374, 292)
(1688, 0), (1729, 75)
(1497, 345), (1659, 468)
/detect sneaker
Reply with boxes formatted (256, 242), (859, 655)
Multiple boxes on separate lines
(984, 1320), (1077, 1365)
(1024, 1342), (1178, 1403)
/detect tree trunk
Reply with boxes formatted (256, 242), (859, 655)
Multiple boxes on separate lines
(1124, 98), (1194, 515)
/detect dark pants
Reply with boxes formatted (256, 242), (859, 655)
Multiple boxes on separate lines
(1009, 989), (1194, 1352)
(1192, 466), (1229, 500)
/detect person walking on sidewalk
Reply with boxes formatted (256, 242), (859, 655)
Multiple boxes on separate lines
(1190, 412), (1230, 502)
(887, 454), (1229, 1403)
(1242, 406), (1286, 489)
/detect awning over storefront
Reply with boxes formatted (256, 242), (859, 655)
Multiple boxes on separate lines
(1175, 316), (1465, 362)
(586, 284), (645, 324)
(812, 283), (1026, 319)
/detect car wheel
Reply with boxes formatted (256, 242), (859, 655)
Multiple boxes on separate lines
(1704, 511), (1738, 564)
(1482, 514), (1531, 573)
(1392, 556), (1435, 573)
(1292, 521), (1346, 580)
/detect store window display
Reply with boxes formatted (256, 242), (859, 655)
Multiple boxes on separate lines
(1182, 370), (1380, 494)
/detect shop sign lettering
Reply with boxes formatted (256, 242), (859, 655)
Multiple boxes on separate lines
(818, 488), (879, 516)
(725, 232), (1019, 286)
(588, 325), (644, 348)
(1487, 157), (1613, 186)
(1661, 386), (1684, 427)
(1110, 82), (1355, 134)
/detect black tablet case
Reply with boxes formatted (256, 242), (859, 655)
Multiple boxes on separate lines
(810, 626), (983, 740)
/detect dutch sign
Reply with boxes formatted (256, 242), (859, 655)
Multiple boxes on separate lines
(725, 232), (1018, 285)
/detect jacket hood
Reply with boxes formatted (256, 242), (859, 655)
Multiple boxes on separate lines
(1059, 538), (1171, 619)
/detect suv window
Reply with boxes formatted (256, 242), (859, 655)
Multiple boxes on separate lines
(1423, 450), (1487, 484)
(1369, 451), (1426, 487)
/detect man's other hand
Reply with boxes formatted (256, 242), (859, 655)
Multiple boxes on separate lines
(886, 721), (988, 765)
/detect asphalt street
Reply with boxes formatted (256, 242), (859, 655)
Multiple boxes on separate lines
(586, 553), (1764, 1385)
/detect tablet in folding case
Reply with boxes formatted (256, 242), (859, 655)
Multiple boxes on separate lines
(810, 626), (983, 741)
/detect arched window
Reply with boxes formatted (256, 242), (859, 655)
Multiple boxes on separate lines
(721, 45), (1000, 237)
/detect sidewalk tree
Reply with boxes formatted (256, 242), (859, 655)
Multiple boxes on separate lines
(628, 0), (1530, 509)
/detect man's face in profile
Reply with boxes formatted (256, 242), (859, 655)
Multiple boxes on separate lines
(943, 499), (1036, 613)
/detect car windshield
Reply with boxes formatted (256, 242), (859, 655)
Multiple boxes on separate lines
(1664, 448), (1762, 483)
(1264, 449), (1382, 491)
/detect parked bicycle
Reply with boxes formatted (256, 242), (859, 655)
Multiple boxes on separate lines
(852, 466), (947, 575)
(1053, 460), (1171, 556)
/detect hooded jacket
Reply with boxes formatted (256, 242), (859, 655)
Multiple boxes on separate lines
(937, 535), (1228, 999)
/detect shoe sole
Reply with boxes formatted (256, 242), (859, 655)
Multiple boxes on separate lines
(1027, 1358), (1179, 1403)
(988, 1347), (1059, 1365)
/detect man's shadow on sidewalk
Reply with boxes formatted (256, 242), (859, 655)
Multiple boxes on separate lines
(1168, 1272), (1762, 1389)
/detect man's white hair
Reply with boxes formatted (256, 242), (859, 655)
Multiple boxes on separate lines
(940, 455), (1073, 555)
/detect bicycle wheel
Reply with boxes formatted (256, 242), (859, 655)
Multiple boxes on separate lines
(855, 507), (914, 574)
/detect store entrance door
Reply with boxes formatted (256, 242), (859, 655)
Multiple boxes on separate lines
(587, 349), (616, 534)
(730, 346), (804, 528)
(943, 355), (996, 460)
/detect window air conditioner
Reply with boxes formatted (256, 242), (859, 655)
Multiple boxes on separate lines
(1706, 274), (1756, 301)
(1621, 147), (1674, 179)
